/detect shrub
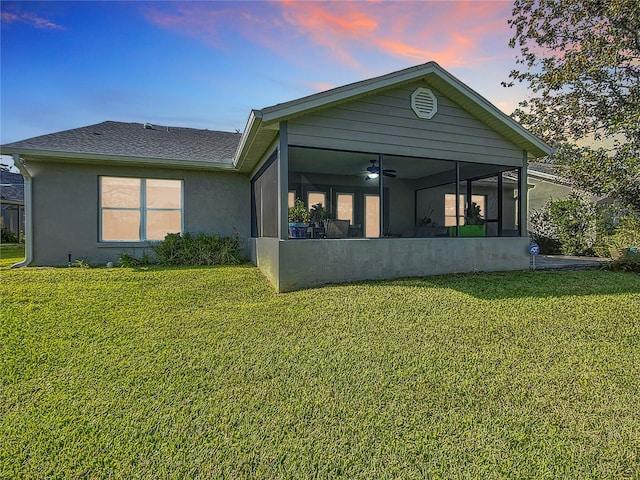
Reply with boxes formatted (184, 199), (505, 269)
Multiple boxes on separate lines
(151, 232), (246, 266)
(529, 206), (561, 254)
(603, 254), (640, 273)
(609, 216), (640, 249)
(594, 214), (640, 258)
(1, 228), (19, 244)
(529, 193), (597, 256)
(118, 251), (154, 268)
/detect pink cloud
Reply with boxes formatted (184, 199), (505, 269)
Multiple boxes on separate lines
(278, 1), (513, 67)
(141, 4), (231, 48)
(141, 1), (515, 71)
(1, 11), (64, 30)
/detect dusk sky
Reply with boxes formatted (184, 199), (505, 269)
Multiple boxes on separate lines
(1, 0), (529, 146)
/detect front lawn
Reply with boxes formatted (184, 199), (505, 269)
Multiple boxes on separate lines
(0, 243), (24, 268)
(1, 266), (639, 478)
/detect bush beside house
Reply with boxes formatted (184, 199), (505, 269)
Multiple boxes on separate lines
(530, 193), (640, 258)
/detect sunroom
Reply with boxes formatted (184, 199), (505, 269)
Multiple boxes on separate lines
(241, 63), (552, 291)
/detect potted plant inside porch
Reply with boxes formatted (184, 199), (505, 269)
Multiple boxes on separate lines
(310, 203), (330, 227)
(309, 203), (331, 238)
(288, 198), (311, 239)
(450, 201), (486, 237)
(462, 201), (486, 236)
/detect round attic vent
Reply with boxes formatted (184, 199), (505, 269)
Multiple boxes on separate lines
(411, 87), (437, 119)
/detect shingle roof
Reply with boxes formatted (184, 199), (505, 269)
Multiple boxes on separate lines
(528, 161), (572, 186)
(528, 162), (559, 176)
(0, 121), (241, 166)
(0, 170), (24, 203)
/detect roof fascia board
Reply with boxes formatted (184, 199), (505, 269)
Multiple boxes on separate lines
(528, 170), (561, 181)
(3, 148), (236, 171)
(233, 109), (263, 170)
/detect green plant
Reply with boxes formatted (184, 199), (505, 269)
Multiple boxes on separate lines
(1, 228), (19, 244)
(609, 216), (640, 249)
(309, 203), (329, 224)
(72, 259), (92, 268)
(592, 213), (640, 258)
(118, 252), (155, 268)
(464, 202), (484, 225)
(603, 254), (640, 273)
(151, 232), (245, 266)
(288, 198), (311, 224)
(529, 194), (597, 256)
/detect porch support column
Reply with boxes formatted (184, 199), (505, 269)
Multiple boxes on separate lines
(378, 153), (384, 237)
(519, 150), (527, 237)
(454, 161), (460, 237)
(497, 173), (504, 236)
(278, 121), (289, 240)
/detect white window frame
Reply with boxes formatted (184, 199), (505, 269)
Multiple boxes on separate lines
(99, 176), (184, 242)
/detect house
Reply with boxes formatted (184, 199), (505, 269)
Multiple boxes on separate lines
(527, 162), (576, 213)
(0, 170), (25, 241)
(0, 62), (552, 291)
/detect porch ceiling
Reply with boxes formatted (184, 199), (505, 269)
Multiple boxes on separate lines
(288, 148), (455, 180)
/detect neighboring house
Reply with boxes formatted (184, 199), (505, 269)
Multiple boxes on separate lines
(0, 62), (552, 291)
(0, 170), (25, 240)
(527, 162), (576, 213)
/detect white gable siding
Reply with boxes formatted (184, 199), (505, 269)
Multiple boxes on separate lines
(287, 81), (523, 166)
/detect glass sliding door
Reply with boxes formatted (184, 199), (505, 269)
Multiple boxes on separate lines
(365, 194), (380, 238)
(336, 193), (354, 224)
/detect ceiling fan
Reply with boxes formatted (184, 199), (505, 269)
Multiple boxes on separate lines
(366, 159), (396, 179)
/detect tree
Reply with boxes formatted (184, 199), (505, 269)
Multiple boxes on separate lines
(505, 0), (640, 211)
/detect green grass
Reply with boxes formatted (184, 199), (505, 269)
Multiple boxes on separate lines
(0, 243), (24, 268)
(1, 265), (639, 479)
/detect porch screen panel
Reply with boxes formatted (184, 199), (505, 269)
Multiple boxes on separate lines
(501, 169), (521, 236)
(252, 156), (279, 237)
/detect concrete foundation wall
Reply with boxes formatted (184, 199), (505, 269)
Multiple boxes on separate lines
(253, 237), (530, 292)
(250, 237), (280, 287)
(27, 160), (250, 265)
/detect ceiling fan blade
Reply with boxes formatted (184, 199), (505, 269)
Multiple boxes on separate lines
(384, 172), (397, 178)
(383, 169), (396, 173)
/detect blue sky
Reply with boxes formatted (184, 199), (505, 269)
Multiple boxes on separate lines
(1, 0), (527, 146)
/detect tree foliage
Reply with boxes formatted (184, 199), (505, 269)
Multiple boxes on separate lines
(529, 193), (598, 256)
(506, 0), (640, 210)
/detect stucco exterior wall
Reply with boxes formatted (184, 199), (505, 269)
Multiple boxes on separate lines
(26, 160), (250, 265)
(527, 178), (574, 214)
(253, 237), (530, 292)
(250, 237), (280, 287)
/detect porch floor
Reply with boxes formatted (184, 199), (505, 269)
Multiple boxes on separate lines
(532, 255), (611, 271)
